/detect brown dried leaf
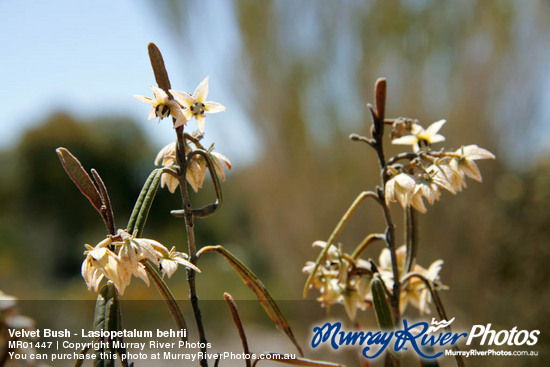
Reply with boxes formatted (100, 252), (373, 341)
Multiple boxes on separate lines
(197, 246), (303, 356)
(56, 147), (103, 214)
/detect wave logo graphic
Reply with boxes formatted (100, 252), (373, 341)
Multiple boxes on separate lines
(427, 317), (455, 333)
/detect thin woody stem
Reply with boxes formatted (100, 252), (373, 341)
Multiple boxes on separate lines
(378, 197), (400, 327)
(184, 132), (206, 150)
(148, 42), (210, 366)
(148, 42), (209, 366)
(142, 260), (188, 342)
(400, 273), (465, 367)
(370, 79), (400, 367)
(386, 152), (419, 166)
(176, 126), (209, 367)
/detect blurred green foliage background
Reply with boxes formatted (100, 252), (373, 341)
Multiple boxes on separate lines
(1, 1), (550, 366)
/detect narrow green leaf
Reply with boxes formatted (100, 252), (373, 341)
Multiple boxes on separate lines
(142, 260), (188, 342)
(56, 147), (103, 214)
(93, 283), (119, 367)
(303, 191), (377, 297)
(133, 170), (162, 237)
(253, 354), (342, 367)
(126, 169), (157, 233)
(371, 278), (394, 331)
(197, 246), (303, 356)
(224, 293), (251, 367)
(126, 169), (161, 236)
(351, 233), (385, 260)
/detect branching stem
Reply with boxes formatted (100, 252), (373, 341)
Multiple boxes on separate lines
(400, 273), (465, 367)
(176, 126), (209, 367)
(370, 78), (400, 367)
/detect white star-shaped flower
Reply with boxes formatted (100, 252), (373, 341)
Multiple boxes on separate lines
(171, 77), (226, 133)
(134, 86), (187, 128)
(392, 120), (446, 152)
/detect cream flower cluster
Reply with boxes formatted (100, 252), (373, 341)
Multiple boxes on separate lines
(385, 144), (495, 213)
(154, 142), (231, 193)
(134, 77), (226, 132)
(82, 229), (199, 295)
(302, 241), (373, 320)
(378, 245), (446, 314)
(303, 242), (445, 319)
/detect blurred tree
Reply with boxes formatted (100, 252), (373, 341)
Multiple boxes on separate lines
(151, 0), (550, 292)
(147, 1), (550, 363)
(0, 113), (155, 291)
(0, 112), (246, 299)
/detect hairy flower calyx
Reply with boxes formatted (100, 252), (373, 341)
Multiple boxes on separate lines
(82, 229), (199, 295)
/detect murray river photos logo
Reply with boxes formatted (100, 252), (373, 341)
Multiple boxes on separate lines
(311, 318), (540, 359)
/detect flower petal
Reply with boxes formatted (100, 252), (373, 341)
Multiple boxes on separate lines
(462, 145), (496, 160)
(392, 135), (419, 146)
(151, 86), (169, 104)
(134, 263), (150, 286)
(204, 101), (226, 114)
(170, 90), (195, 108)
(171, 255), (201, 273)
(183, 108), (193, 121)
(211, 151), (231, 180)
(196, 115), (206, 133)
(134, 95), (155, 106)
(173, 117), (186, 129)
(410, 193), (427, 213)
(147, 108), (157, 120)
(155, 143), (175, 166)
(165, 175), (179, 194)
(193, 77), (209, 102)
(186, 160), (204, 192)
(428, 134), (446, 144)
(379, 248), (392, 270)
(395, 173), (416, 191)
(461, 160), (482, 182)
(160, 259), (178, 278)
(424, 119), (446, 137)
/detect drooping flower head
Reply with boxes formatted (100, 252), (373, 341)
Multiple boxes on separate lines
(450, 145), (495, 182)
(82, 229), (199, 295)
(384, 132), (494, 214)
(378, 245), (446, 314)
(303, 241), (373, 320)
(385, 172), (416, 208)
(171, 77), (226, 133)
(154, 142), (231, 194)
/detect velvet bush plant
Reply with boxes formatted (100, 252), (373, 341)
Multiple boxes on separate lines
(56, 43), (493, 367)
(57, 44), (338, 367)
(302, 79), (494, 366)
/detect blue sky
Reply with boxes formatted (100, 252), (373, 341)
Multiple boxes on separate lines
(0, 0), (258, 165)
(2, 1), (550, 171)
